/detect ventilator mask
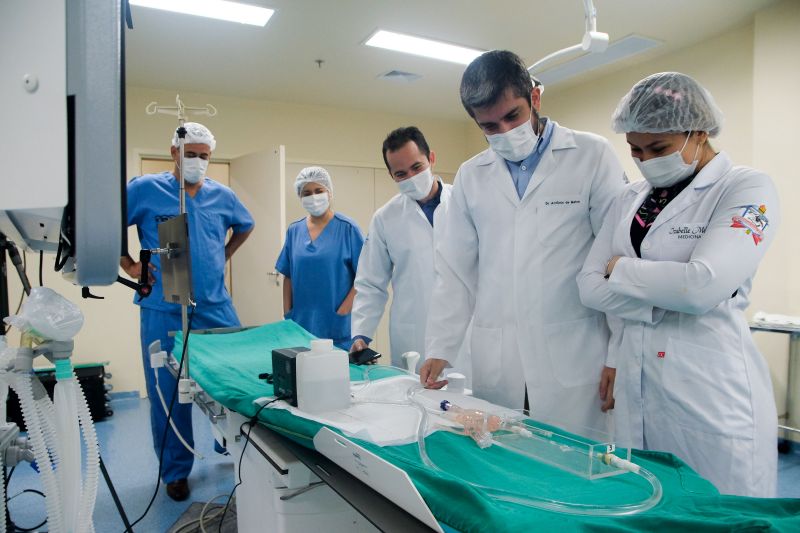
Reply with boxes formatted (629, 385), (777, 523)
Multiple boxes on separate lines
(302, 192), (330, 217)
(181, 156), (208, 184)
(485, 104), (538, 162)
(398, 167), (435, 201)
(634, 133), (700, 188)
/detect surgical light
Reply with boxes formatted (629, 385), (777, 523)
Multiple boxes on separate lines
(129, 0), (274, 27)
(365, 30), (484, 65)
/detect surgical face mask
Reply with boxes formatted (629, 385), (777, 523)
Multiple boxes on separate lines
(397, 167), (435, 201)
(634, 133), (700, 188)
(485, 106), (538, 162)
(181, 156), (208, 184)
(301, 192), (330, 217)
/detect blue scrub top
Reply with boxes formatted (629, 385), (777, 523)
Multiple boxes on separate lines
(127, 172), (255, 313)
(276, 213), (364, 348)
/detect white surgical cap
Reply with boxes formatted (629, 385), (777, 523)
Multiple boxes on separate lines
(295, 166), (333, 196)
(611, 72), (723, 137)
(172, 122), (217, 151)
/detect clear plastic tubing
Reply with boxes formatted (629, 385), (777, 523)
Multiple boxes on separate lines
(74, 368), (100, 533)
(406, 385), (663, 516)
(54, 359), (83, 533)
(15, 370), (64, 532)
(352, 365), (663, 515)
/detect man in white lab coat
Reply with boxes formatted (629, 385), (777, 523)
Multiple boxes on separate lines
(420, 50), (626, 434)
(351, 127), (463, 370)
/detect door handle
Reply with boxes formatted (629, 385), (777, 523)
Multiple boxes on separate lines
(267, 270), (281, 286)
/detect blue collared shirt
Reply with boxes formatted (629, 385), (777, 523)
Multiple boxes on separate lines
(504, 117), (554, 199)
(417, 179), (443, 226)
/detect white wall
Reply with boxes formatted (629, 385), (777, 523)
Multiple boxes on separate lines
(752, 0), (800, 416)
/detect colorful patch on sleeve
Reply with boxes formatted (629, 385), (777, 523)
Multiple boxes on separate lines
(731, 204), (769, 245)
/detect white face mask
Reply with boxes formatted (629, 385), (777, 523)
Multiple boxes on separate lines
(181, 157), (208, 184)
(634, 133), (700, 188)
(397, 167), (435, 201)
(485, 106), (538, 162)
(301, 192), (330, 217)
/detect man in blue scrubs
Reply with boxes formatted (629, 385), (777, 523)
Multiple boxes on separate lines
(121, 123), (254, 501)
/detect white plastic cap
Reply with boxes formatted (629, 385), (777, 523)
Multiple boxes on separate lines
(311, 339), (334, 352)
(446, 372), (466, 393)
(172, 122), (217, 150)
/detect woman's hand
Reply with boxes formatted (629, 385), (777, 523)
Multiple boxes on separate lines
(336, 287), (356, 315)
(605, 256), (623, 278)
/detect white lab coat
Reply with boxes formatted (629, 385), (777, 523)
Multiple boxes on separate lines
(577, 152), (780, 497)
(352, 182), (467, 369)
(426, 122), (626, 434)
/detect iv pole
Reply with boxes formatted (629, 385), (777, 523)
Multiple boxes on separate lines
(144, 95), (217, 395)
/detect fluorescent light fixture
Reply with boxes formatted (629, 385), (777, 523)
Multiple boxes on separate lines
(365, 30), (483, 65)
(129, 0), (274, 27)
(534, 35), (661, 86)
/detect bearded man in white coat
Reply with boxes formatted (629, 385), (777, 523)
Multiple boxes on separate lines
(420, 50), (626, 435)
(351, 127), (468, 374)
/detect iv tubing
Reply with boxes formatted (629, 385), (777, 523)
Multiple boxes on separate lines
(154, 369), (204, 459)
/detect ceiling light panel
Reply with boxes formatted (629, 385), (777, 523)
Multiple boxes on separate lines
(129, 0), (274, 27)
(365, 30), (483, 65)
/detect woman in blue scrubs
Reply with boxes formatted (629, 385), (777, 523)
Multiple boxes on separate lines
(276, 166), (364, 349)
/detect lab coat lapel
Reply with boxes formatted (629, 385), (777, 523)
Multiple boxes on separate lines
(521, 122), (576, 203)
(620, 184), (650, 257)
(476, 150), (520, 207)
(647, 152), (732, 234)
(402, 193), (431, 229)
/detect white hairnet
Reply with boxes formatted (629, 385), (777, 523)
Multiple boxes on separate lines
(172, 122), (217, 150)
(295, 166), (333, 196)
(612, 72), (723, 137)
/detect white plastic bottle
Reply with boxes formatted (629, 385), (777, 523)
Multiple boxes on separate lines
(296, 339), (351, 414)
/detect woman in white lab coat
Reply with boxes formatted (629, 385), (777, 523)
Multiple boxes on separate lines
(578, 72), (780, 497)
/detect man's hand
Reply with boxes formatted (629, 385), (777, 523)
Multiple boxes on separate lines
(599, 366), (616, 412)
(121, 258), (156, 285)
(350, 338), (368, 353)
(419, 358), (449, 389)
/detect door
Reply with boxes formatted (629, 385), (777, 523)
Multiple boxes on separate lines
(229, 147), (286, 326)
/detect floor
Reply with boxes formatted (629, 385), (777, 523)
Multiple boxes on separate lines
(7, 394), (800, 532)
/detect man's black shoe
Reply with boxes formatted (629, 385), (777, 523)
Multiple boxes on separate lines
(166, 478), (190, 501)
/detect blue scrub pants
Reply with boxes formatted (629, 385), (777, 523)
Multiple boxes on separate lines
(139, 303), (240, 484)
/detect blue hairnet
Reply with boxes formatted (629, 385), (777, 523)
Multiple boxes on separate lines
(612, 72), (723, 137)
(295, 166), (333, 196)
(172, 122), (216, 150)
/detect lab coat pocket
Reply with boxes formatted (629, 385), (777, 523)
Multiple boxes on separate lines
(544, 315), (606, 388)
(662, 338), (753, 439)
(537, 197), (585, 246)
(470, 325), (503, 390)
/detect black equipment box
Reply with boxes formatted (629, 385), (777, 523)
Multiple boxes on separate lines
(272, 347), (309, 407)
(6, 363), (112, 430)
